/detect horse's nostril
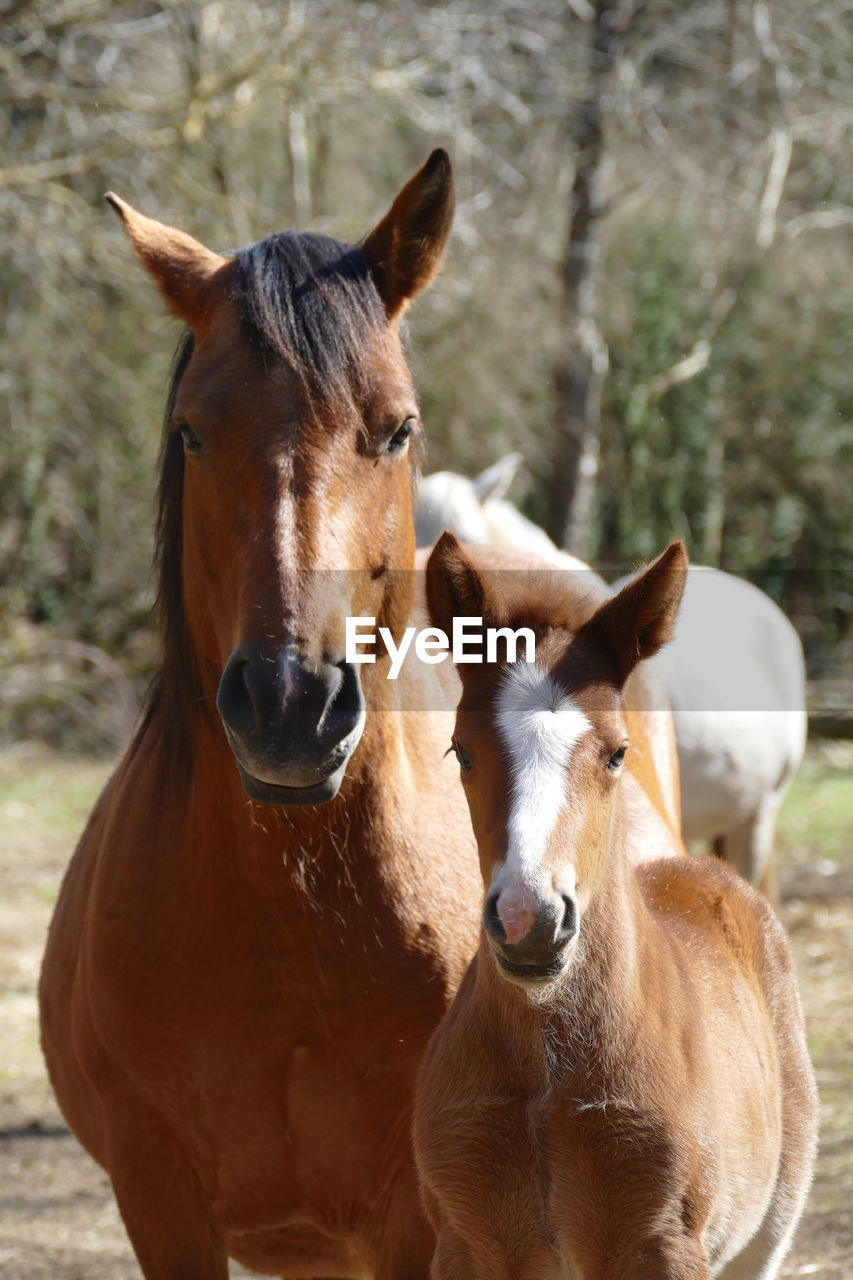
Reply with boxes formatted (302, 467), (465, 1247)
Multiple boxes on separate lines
(218, 646), (365, 760)
(217, 651), (258, 735)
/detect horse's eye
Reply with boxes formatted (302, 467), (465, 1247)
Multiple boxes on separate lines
(606, 746), (627, 772)
(385, 418), (416, 454)
(178, 423), (203, 456)
(452, 739), (473, 772)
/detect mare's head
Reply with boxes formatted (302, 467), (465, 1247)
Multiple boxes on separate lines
(427, 534), (687, 989)
(110, 152), (454, 805)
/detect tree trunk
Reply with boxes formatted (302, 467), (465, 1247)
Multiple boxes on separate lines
(547, 0), (629, 557)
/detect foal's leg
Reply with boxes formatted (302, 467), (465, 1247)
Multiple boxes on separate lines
(593, 1234), (713, 1280)
(558, 1194), (713, 1280)
(431, 1230), (563, 1280)
(424, 1182), (562, 1280)
(106, 1107), (228, 1280)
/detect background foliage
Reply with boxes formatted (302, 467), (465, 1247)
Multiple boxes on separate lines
(1, 0), (851, 748)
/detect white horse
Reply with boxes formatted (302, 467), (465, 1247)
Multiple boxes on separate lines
(415, 455), (590, 573)
(614, 564), (807, 901)
(416, 457), (807, 900)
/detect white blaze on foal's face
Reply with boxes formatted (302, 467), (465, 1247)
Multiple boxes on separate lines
(492, 662), (590, 943)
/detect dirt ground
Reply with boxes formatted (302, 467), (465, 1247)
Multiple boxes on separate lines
(1, 741), (850, 1279)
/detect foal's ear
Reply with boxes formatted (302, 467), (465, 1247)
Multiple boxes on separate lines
(578, 541), (688, 686)
(105, 194), (231, 332)
(362, 149), (455, 320)
(426, 532), (489, 638)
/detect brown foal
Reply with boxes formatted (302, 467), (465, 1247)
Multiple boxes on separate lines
(415, 533), (817, 1280)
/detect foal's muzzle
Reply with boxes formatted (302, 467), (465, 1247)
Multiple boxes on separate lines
(483, 889), (578, 986)
(216, 644), (365, 806)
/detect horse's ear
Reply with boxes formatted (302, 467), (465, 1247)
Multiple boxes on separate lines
(472, 453), (524, 504)
(578, 541), (688, 686)
(426, 531), (489, 637)
(105, 194), (231, 331)
(362, 149), (455, 320)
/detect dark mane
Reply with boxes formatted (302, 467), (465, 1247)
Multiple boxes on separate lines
(135, 230), (392, 781)
(132, 331), (195, 778)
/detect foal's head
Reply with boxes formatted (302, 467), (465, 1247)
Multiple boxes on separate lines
(110, 152), (454, 805)
(427, 534), (687, 988)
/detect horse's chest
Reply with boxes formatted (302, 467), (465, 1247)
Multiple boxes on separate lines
(201, 1032), (416, 1236)
(108, 916), (435, 1237)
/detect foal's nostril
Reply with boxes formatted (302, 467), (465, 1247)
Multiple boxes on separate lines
(483, 888), (576, 953)
(557, 895), (578, 945)
(314, 661), (343, 729)
(483, 892), (507, 945)
(331, 660), (362, 726)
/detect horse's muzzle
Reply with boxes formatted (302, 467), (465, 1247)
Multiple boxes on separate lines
(216, 644), (365, 806)
(483, 889), (577, 986)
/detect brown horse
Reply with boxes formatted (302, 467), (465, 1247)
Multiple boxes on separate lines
(40, 154), (681, 1279)
(415, 533), (817, 1280)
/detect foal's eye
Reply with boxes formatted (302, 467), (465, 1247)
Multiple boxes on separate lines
(606, 746), (627, 772)
(451, 739), (473, 771)
(385, 418), (416, 454)
(178, 423), (203, 456)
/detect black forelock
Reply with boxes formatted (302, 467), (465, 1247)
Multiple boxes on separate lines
(230, 230), (388, 408)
